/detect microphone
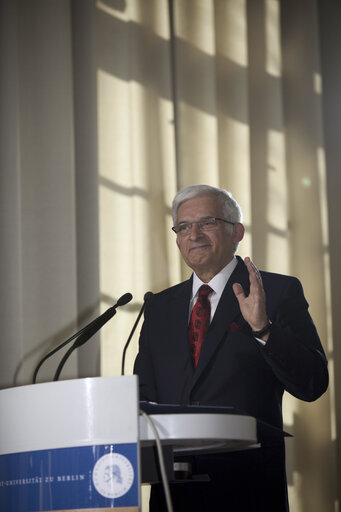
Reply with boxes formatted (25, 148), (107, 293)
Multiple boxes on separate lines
(121, 291), (153, 376)
(32, 292), (132, 384)
(115, 293), (134, 308)
(53, 292), (133, 381)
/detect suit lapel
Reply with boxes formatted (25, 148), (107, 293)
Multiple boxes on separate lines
(190, 257), (250, 387)
(167, 277), (194, 368)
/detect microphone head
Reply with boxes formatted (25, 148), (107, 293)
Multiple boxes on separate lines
(116, 292), (133, 307)
(143, 291), (154, 302)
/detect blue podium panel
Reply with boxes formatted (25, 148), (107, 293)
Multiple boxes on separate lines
(0, 444), (138, 511)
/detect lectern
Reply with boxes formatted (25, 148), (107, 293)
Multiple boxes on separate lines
(0, 376), (140, 512)
(0, 377), (284, 511)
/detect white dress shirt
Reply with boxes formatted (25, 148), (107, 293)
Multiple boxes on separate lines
(190, 257), (238, 322)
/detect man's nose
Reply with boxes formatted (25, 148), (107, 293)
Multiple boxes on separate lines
(189, 223), (204, 239)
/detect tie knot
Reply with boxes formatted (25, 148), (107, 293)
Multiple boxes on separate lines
(198, 284), (212, 299)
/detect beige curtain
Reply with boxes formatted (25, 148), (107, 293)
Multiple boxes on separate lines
(1, 0), (340, 510)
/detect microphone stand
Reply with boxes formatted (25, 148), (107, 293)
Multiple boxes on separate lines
(121, 291), (153, 375)
(53, 293), (132, 381)
(53, 306), (118, 381)
(33, 293), (132, 384)
(32, 313), (100, 384)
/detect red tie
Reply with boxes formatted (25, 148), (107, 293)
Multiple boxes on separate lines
(188, 285), (212, 368)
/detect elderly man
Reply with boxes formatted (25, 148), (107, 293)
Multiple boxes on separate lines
(134, 184), (328, 511)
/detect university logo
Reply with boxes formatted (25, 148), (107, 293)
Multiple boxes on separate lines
(92, 452), (134, 499)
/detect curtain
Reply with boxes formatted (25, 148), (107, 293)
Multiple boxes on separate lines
(1, 0), (340, 510)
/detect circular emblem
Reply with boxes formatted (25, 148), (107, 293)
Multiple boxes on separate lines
(92, 452), (134, 499)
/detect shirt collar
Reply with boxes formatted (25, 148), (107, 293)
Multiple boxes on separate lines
(192, 256), (238, 299)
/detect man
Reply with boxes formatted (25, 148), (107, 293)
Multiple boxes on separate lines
(134, 184), (328, 511)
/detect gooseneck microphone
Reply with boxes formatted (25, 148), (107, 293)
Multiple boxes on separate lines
(32, 292), (132, 384)
(121, 291), (153, 375)
(53, 292), (133, 381)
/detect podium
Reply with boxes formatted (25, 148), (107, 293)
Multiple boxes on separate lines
(0, 376), (140, 512)
(138, 402), (289, 485)
(0, 377), (285, 511)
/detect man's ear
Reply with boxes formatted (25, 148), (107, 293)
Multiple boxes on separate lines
(233, 223), (245, 243)
(176, 238), (180, 249)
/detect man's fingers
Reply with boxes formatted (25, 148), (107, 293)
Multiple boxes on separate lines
(244, 256), (263, 288)
(233, 282), (245, 301)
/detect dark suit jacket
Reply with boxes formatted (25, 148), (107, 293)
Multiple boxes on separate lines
(134, 256), (328, 511)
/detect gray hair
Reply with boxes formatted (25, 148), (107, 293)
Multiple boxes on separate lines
(172, 184), (243, 225)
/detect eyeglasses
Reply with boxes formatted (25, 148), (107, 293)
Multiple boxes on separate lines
(172, 217), (235, 236)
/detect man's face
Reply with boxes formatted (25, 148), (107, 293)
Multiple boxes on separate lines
(175, 195), (244, 281)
